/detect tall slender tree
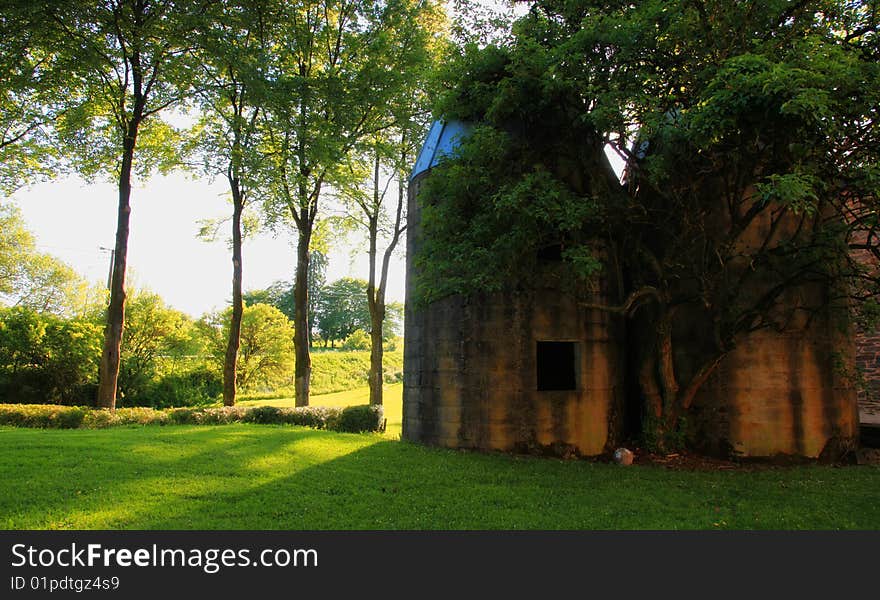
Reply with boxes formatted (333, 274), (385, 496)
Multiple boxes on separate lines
(193, 0), (272, 406)
(45, 1), (197, 409)
(346, 126), (422, 406)
(341, 2), (444, 406)
(261, 0), (444, 406)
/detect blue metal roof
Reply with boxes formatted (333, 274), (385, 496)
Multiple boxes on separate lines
(410, 120), (472, 181)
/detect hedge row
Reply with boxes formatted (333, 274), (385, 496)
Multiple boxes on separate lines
(0, 403), (384, 433)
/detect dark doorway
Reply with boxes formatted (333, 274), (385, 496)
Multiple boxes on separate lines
(537, 341), (578, 391)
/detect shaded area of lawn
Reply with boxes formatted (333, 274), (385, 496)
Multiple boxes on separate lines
(1, 424), (878, 530)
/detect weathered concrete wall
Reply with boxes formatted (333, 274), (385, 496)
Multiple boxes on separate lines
(403, 291), (626, 455)
(687, 199), (859, 458)
(690, 322), (858, 458)
(403, 174), (626, 456)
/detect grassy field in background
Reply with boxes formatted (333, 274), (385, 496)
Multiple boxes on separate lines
(1, 419), (879, 530)
(237, 349), (404, 399)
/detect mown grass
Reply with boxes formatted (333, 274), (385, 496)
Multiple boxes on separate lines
(1, 421), (878, 530)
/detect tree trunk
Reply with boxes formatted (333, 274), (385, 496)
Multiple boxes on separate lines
(96, 122), (137, 410)
(222, 182), (244, 406)
(638, 342), (663, 421)
(656, 311), (681, 432)
(294, 227), (311, 407)
(368, 304), (384, 406)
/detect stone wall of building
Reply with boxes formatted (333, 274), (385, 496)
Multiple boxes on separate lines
(403, 173), (626, 456)
(404, 125), (860, 460)
(856, 328), (880, 420)
(402, 290), (626, 456)
(690, 322), (859, 458)
(686, 199), (860, 458)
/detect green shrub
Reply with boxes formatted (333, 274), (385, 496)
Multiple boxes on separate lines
(277, 406), (343, 429)
(336, 404), (384, 433)
(192, 406), (248, 425)
(82, 409), (115, 429)
(244, 405), (281, 424)
(112, 407), (171, 427)
(82, 407), (171, 428)
(146, 368), (222, 408)
(341, 329), (370, 350)
(0, 308), (102, 405)
(0, 404), (86, 428)
(0, 403), (384, 433)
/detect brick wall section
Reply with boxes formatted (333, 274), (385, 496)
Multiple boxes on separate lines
(850, 227), (880, 421)
(856, 329), (880, 418)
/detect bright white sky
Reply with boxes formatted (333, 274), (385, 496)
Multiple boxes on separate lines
(11, 173), (398, 318)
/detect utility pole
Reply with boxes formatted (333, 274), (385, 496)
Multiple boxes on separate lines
(98, 246), (115, 293)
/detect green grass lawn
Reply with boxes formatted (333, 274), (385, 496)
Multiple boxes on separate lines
(1, 413), (878, 529)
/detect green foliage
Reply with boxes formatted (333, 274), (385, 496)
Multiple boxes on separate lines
(244, 251), (327, 343)
(0, 307), (102, 405)
(0, 205), (99, 317)
(341, 329), (371, 351)
(337, 404), (384, 433)
(118, 289), (204, 405)
(0, 402), (385, 433)
(43, 1), (197, 183)
(236, 303), (295, 390)
(83, 407), (171, 428)
(241, 405), (282, 424)
(416, 124), (607, 302)
(200, 302), (295, 393)
(147, 368), (222, 409)
(316, 278), (371, 346)
(0, 2), (69, 192)
(0, 404), (86, 428)
(641, 414), (691, 454)
(243, 282), (295, 318)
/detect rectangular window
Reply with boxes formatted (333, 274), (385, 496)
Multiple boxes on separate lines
(536, 341), (578, 391)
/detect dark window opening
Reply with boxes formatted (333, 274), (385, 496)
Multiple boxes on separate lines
(537, 341), (578, 391)
(537, 243), (563, 261)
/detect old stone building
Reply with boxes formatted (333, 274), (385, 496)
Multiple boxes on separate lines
(403, 122), (628, 455)
(403, 120), (860, 459)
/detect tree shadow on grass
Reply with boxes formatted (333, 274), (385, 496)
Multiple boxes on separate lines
(135, 440), (880, 530)
(3, 426), (880, 530)
(0, 425), (371, 529)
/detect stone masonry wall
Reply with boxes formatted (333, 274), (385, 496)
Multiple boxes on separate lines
(856, 328), (880, 421)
